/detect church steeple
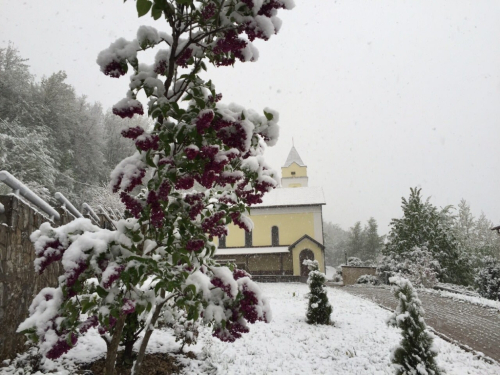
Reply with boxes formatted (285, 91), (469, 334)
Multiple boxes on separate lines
(283, 146), (305, 168)
(281, 146), (308, 188)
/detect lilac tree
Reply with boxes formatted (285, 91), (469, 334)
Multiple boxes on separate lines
(18, 0), (294, 373)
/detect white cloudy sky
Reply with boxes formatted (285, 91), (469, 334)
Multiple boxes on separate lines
(2, 0), (500, 233)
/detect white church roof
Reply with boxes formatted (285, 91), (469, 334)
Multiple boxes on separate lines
(283, 146), (306, 167)
(253, 186), (326, 208)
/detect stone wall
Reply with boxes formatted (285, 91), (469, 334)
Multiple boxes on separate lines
(0, 195), (110, 362)
(341, 266), (377, 285)
(215, 252), (293, 276)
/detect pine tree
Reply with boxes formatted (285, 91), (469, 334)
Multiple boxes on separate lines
(387, 276), (443, 375)
(384, 187), (461, 284)
(362, 217), (384, 261)
(347, 221), (364, 260)
(323, 222), (349, 266)
(304, 260), (332, 325)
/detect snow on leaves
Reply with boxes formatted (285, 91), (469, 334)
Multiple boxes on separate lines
(20, 0), (294, 371)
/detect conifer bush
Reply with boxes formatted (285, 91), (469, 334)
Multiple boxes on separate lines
(475, 256), (500, 301)
(387, 276), (443, 375)
(304, 259), (332, 325)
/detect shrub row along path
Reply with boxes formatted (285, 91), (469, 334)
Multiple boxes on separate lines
(331, 284), (500, 362)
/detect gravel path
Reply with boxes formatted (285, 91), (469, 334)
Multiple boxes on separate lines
(332, 284), (500, 362)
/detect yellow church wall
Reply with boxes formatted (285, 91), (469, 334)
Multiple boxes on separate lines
(291, 238), (325, 275)
(281, 163), (307, 178)
(216, 224), (245, 247)
(251, 212), (315, 246)
(215, 212), (316, 247)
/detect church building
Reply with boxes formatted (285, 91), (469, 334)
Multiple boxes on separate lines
(215, 146), (326, 279)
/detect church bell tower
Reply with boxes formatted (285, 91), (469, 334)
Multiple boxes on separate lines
(281, 146), (308, 188)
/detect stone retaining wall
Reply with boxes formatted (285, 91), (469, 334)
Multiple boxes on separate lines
(341, 266), (377, 285)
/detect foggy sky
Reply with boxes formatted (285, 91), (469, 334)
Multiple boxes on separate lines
(2, 0), (500, 233)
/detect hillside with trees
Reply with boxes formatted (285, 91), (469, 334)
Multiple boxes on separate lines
(324, 217), (384, 266)
(0, 44), (150, 210)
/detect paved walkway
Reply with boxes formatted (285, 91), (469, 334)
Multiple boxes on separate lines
(331, 285), (500, 362)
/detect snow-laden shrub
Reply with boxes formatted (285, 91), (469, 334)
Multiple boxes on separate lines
(379, 246), (441, 288)
(387, 276), (443, 375)
(356, 274), (380, 286)
(157, 300), (201, 352)
(18, 1), (294, 373)
(475, 256), (500, 301)
(347, 257), (363, 267)
(331, 273), (343, 283)
(304, 260), (332, 325)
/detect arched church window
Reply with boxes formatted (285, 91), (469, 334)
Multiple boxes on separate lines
(271, 226), (279, 246)
(245, 230), (252, 247)
(219, 235), (226, 248)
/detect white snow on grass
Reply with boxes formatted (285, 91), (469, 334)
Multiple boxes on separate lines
(2, 283), (499, 374)
(325, 265), (336, 279)
(425, 287), (500, 311)
(178, 283), (500, 374)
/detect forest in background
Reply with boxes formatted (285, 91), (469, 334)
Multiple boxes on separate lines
(0, 44), (151, 211)
(324, 198), (500, 269)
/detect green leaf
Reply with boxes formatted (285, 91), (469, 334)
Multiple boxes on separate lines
(151, 4), (163, 20)
(81, 298), (96, 314)
(66, 332), (75, 347)
(127, 57), (139, 71)
(137, 0), (153, 17)
(164, 3), (175, 17)
(264, 110), (274, 121)
(184, 284), (197, 296)
(154, 0), (167, 8)
(170, 102), (180, 114)
(96, 286), (108, 298)
(194, 97), (206, 109)
(144, 85), (154, 97)
(145, 151), (156, 167)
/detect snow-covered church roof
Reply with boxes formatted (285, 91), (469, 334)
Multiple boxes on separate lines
(253, 186), (325, 208)
(283, 146), (306, 167)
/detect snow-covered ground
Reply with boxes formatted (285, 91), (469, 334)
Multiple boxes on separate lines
(2, 283), (499, 374)
(425, 287), (500, 311)
(325, 265), (336, 279)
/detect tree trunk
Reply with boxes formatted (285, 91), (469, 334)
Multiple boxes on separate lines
(104, 314), (127, 375)
(122, 339), (135, 366)
(131, 304), (162, 375)
(132, 291), (173, 375)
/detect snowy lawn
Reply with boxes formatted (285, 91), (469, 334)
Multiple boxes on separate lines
(425, 287), (500, 311)
(3, 283), (499, 374)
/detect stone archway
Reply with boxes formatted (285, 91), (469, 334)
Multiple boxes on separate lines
(299, 249), (315, 277)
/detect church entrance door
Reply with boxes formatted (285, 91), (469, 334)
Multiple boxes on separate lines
(299, 249), (315, 277)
